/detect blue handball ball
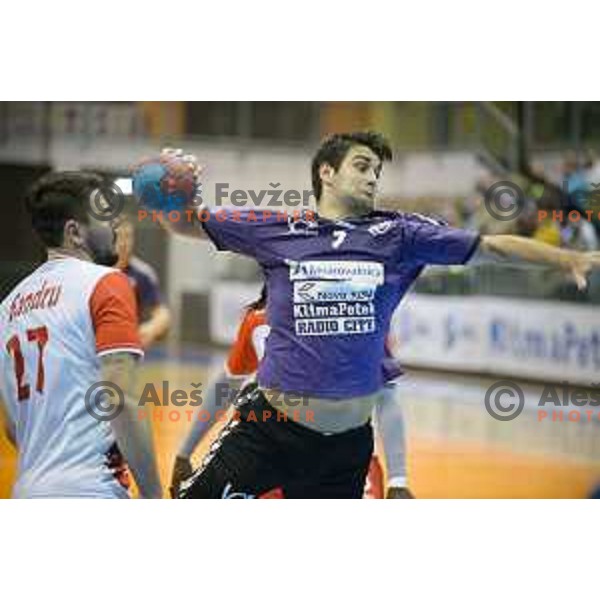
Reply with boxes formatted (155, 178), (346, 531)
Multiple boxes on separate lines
(132, 155), (199, 213)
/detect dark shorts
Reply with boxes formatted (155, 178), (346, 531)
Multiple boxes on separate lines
(178, 384), (373, 499)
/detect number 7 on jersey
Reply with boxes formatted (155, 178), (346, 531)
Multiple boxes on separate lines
(332, 230), (347, 249)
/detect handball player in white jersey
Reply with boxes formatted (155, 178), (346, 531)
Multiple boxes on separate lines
(0, 172), (161, 498)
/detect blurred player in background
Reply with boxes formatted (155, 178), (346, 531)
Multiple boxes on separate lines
(170, 284), (412, 499)
(137, 136), (600, 499)
(115, 218), (171, 349)
(0, 172), (161, 498)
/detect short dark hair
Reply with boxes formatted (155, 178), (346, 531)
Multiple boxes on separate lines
(25, 171), (104, 247)
(311, 131), (393, 202)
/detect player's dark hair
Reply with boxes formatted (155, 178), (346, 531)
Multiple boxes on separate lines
(246, 284), (267, 311)
(311, 131), (393, 203)
(25, 171), (105, 247)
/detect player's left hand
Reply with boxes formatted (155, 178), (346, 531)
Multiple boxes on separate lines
(386, 486), (415, 499)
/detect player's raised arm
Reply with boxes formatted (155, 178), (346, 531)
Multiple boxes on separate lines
(479, 234), (600, 290)
(100, 352), (162, 499)
(133, 149), (286, 265)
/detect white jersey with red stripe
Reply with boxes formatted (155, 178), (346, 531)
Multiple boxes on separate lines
(0, 256), (142, 498)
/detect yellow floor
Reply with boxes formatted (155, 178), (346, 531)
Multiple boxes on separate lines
(1, 359), (599, 498)
(408, 439), (599, 498)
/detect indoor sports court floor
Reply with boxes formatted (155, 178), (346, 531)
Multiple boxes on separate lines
(1, 346), (599, 499)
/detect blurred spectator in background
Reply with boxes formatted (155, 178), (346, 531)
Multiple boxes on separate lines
(522, 159), (563, 208)
(532, 193), (562, 247)
(514, 197), (539, 238)
(562, 150), (587, 212)
(524, 160), (547, 201)
(471, 175), (517, 235)
(116, 219), (171, 349)
(583, 148), (600, 187)
(581, 148), (600, 237)
(457, 191), (481, 231)
(560, 218), (598, 250)
(470, 159), (599, 252)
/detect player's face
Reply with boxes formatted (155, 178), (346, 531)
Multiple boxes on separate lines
(84, 221), (119, 266)
(330, 145), (382, 213)
(81, 191), (119, 266)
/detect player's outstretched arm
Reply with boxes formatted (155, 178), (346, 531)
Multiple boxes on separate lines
(170, 367), (239, 496)
(480, 235), (600, 290)
(101, 352), (162, 499)
(0, 394), (16, 447)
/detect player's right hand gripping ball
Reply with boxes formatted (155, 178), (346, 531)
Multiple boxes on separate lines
(131, 149), (201, 213)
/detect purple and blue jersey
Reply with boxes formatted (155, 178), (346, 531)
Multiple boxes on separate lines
(201, 209), (479, 399)
(122, 256), (162, 324)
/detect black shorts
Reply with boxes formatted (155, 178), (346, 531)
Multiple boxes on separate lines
(177, 384), (373, 499)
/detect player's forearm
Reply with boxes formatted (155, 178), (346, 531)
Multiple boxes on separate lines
(139, 305), (171, 348)
(480, 235), (578, 269)
(111, 399), (162, 498)
(157, 209), (206, 239)
(178, 369), (237, 458)
(149, 195), (208, 241)
(100, 353), (162, 498)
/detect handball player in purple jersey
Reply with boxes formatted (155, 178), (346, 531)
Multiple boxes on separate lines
(135, 133), (600, 499)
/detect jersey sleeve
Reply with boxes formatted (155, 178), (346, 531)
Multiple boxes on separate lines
(89, 271), (143, 357)
(199, 207), (310, 264)
(226, 310), (268, 376)
(398, 214), (481, 265)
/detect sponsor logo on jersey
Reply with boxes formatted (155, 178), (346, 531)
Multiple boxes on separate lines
(287, 260), (384, 284)
(287, 261), (384, 337)
(293, 281), (376, 303)
(287, 211), (319, 236)
(368, 220), (396, 237)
